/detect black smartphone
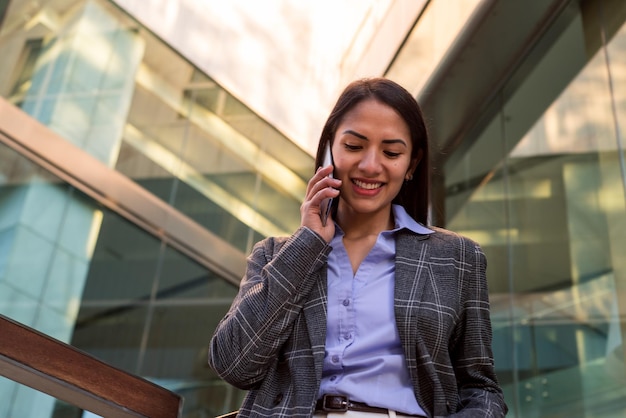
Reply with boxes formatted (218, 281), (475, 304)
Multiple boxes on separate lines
(319, 143), (335, 226)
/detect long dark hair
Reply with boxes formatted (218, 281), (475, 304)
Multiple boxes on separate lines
(314, 78), (430, 225)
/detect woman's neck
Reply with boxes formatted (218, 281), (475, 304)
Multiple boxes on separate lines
(336, 204), (394, 240)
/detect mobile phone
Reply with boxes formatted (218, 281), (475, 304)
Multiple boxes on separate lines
(319, 143), (334, 226)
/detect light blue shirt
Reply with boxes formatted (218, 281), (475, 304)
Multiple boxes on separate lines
(318, 205), (433, 416)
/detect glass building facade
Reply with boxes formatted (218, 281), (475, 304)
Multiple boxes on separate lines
(388, 0), (626, 416)
(0, 0), (310, 416)
(0, 0), (625, 417)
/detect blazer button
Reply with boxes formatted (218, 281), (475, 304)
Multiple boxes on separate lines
(273, 393), (283, 405)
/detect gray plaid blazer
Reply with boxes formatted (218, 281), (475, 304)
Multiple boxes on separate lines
(209, 226), (507, 417)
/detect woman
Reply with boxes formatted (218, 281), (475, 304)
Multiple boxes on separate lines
(209, 78), (507, 417)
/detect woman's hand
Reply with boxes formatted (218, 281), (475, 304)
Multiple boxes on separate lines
(300, 165), (341, 242)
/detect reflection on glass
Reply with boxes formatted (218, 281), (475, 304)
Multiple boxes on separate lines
(0, 0), (313, 257)
(0, 377), (89, 418)
(147, 246), (240, 416)
(157, 246), (237, 301)
(0, 142), (106, 417)
(446, 3), (626, 416)
(1, 4), (312, 412)
(0, 141), (99, 339)
(125, 43), (310, 248)
(68, 213), (242, 416)
(0, 0), (256, 410)
(385, 0), (482, 96)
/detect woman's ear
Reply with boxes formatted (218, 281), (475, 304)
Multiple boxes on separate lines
(406, 148), (423, 180)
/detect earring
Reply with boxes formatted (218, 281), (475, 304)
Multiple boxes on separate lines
(405, 174), (413, 181)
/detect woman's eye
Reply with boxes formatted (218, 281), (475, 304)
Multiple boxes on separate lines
(384, 151), (401, 158)
(344, 144), (361, 151)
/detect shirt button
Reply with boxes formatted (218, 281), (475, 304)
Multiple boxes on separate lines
(342, 299), (350, 306)
(331, 355), (340, 363)
(345, 333), (352, 340)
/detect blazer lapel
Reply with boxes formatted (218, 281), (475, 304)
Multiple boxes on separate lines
(394, 231), (431, 356)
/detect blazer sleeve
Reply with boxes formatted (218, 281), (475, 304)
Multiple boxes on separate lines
(208, 226), (330, 389)
(449, 239), (508, 417)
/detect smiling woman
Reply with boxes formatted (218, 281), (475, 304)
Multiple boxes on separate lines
(209, 77), (508, 418)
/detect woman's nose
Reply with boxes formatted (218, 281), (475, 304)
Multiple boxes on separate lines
(358, 150), (382, 173)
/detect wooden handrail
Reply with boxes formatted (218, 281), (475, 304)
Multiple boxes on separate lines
(0, 314), (183, 417)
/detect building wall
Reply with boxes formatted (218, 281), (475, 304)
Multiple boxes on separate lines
(111, 0), (427, 155)
(1, 0), (626, 417)
(0, 0), (310, 415)
(386, 0), (626, 416)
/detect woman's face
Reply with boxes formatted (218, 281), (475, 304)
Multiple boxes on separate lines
(331, 98), (417, 220)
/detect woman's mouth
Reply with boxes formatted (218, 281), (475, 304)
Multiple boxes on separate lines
(352, 179), (383, 190)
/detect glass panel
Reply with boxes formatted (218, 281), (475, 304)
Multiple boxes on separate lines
(12, 1), (142, 167)
(0, 0), (313, 255)
(115, 140), (175, 203)
(156, 246), (237, 301)
(1, 0), (308, 416)
(0, 143), (106, 417)
(70, 210), (161, 372)
(0, 142), (96, 340)
(385, 0), (482, 96)
(72, 236), (243, 414)
(446, 2), (626, 416)
(0, 377), (95, 418)
(141, 245), (242, 416)
(0, 133), (244, 416)
(141, 304), (243, 416)
(173, 80), (308, 248)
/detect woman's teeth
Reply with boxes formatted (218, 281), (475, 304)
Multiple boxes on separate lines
(353, 179), (382, 190)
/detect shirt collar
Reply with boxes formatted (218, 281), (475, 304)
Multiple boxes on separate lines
(333, 205), (434, 237)
(391, 204), (434, 235)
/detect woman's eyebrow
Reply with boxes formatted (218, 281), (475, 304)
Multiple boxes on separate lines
(342, 129), (408, 147)
(343, 129), (368, 140)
